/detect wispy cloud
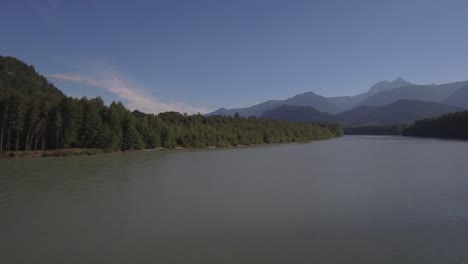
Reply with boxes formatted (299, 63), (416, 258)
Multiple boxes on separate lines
(47, 72), (208, 114)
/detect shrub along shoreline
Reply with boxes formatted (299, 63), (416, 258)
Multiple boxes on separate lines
(0, 135), (340, 159)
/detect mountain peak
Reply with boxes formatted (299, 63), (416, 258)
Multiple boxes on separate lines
(295, 91), (319, 97)
(368, 77), (412, 96)
(392, 77), (410, 85)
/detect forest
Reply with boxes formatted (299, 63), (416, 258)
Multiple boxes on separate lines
(402, 111), (468, 139)
(343, 125), (408, 136)
(0, 56), (342, 153)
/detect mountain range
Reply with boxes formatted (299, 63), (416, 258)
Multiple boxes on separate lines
(209, 91), (340, 117)
(262, 100), (463, 126)
(208, 77), (468, 126)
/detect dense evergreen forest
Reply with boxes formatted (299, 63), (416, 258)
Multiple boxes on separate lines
(0, 56), (342, 153)
(343, 125), (407, 136)
(402, 111), (468, 139)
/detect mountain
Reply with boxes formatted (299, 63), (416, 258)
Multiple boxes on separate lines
(262, 105), (334, 123)
(328, 77), (412, 111)
(208, 100), (284, 117)
(209, 77), (415, 117)
(326, 95), (364, 112)
(208, 91), (339, 117)
(282, 92), (340, 114)
(367, 77), (412, 96)
(443, 84), (468, 108)
(262, 99), (463, 126)
(359, 80), (468, 107)
(0, 56), (64, 97)
(209, 77), (468, 119)
(337, 99), (463, 126)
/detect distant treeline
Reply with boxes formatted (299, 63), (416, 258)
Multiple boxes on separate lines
(0, 56), (342, 152)
(402, 111), (468, 139)
(343, 125), (408, 136)
(0, 95), (343, 152)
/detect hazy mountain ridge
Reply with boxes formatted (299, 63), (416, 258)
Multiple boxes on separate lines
(262, 105), (334, 123)
(359, 80), (468, 107)
(443, 84), (468, 109)
(208, 91), (339, 117)
(327, 77), (412, 111)
(338, 100), (464, 126)
(262, 99), (464, 126)
(208, 100), (284, 117)
(368, 77), (412, 95)
(208, 77), (468, 119)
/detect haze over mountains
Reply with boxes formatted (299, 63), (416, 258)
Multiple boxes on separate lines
(327, 77), (413, 112)
(263, 100), (463, 126)
(208, 77), (468, 126)
(209, 91), (340, 117)
(443, 84), (468, 109)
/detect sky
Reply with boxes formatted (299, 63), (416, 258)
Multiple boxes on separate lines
(2, 0), (468, 113)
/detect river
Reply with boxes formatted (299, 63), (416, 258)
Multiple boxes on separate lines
(1, 136), (468, 263)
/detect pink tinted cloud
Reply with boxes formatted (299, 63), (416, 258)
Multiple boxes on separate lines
(47, 73), (208, 114)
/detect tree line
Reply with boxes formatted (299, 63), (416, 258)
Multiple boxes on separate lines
(0, 56), (343, 152)
(402, 111), (468, 139)
(0, 95), (343, 152)
(343, 125), (409, 136)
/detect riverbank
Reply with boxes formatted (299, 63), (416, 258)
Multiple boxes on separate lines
(0, 137), (337, 159)
(0, 148), (106, 159)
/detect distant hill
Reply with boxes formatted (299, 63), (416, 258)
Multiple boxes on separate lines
(402, 111), (468, 140)
(208, 100), (284, 117)
(209, 77), (416, 116)
(209, 77), (468, 119)
(367, 77), (412, 96)
(262, 105), (334, 123)
(0, 56), (64, 97)
(281, 92), (340, 114)
(337, 99), (463, 126)
(208, 91), (339, 117)
(328, 77), (412, 111)
(262, 99), (463, 126)
(443, 84), (468, 109)
(358, 81), (468, 107)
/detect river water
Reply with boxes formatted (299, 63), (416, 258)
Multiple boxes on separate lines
(1, 136), (468, 263)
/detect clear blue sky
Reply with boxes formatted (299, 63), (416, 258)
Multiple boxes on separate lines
(2, 0), (468, 113)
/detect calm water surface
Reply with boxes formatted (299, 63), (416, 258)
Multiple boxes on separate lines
(1, 136), (468, 263)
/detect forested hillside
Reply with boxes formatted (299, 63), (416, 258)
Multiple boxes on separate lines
(0, 56), (342, 153)
(402, 111), (468, 139)
(0, 56), (64, 97)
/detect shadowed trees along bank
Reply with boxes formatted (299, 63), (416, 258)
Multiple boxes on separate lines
(0, 56), (342, 152)
(0, 97), (343, 151)
(402, 111), (468, 139)
(343, 125), (407, 136)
